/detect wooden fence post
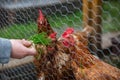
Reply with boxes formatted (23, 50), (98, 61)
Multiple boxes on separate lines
(83, 0), (103, 58)
(83, 0), (90, 27)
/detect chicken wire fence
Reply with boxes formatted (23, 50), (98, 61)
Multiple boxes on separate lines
(0, 0), (120, 80)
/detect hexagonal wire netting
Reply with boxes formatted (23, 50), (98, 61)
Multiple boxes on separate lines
(0, 0), (120, 80)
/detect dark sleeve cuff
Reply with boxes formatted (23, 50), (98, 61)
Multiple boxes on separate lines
(0, 38), (12, 64)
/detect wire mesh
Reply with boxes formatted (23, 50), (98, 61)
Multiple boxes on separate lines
(0, 62), (36, 80)
(0, 0), (120, 80)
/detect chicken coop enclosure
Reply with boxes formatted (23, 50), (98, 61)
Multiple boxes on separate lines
(0, 0), (120, 80)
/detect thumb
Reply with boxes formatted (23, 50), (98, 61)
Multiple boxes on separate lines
(26, 46), (37, 56)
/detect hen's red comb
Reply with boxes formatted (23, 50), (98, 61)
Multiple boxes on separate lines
(38, 10), (44, 21)
(65, 28), (74, 34)
(62, 28), (74, 38)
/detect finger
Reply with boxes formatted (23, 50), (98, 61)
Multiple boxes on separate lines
(22, 39), (32, 47)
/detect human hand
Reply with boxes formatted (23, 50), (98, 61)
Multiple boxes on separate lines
(10, 39), (37, 59)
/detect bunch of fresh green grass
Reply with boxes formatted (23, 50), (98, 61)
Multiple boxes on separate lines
(29, 32), (51, 45)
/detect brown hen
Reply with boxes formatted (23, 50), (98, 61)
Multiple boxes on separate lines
(37, 10), (54, 35)
(34, 10), (120, 80)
